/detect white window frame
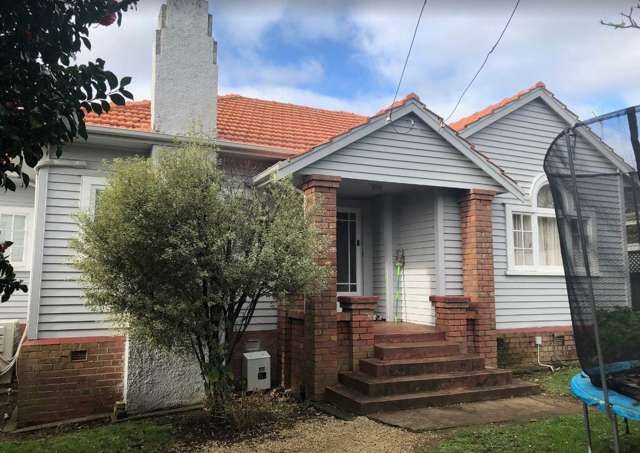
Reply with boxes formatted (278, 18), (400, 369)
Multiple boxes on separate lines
(336, 207), (363, 297)
(80, 176), (106, 214)
(505, 174), (564, 275)
(0, 206), (34, 271)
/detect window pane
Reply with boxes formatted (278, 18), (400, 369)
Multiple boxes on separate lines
(537, 184), (554, 209)
(538, 216), (562, 266)
(512, 213), (534, 267)
(0, 215), (10, 242)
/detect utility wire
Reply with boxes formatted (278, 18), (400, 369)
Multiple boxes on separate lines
(443, 0), (521, 124)
(386, 0), (428, 123)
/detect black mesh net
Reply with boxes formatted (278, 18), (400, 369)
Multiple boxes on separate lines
(544, 106), (640, 400)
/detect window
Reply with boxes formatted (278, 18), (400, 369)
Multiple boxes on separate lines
(80, 176), (106, 213)
(0, 207), (32, 269)
(506, 175), (563, 274)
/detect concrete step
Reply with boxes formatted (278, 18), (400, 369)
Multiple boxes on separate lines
(373, 331), (446, 345)
(360, 354), (486, 377)
(339, 369), (513, 397)
(374, 341), (461, 361)
(326, 380), (540, 415)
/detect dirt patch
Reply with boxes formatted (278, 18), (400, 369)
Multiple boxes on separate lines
(193, 415), (437, 453)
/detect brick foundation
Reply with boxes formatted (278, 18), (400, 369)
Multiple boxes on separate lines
(17, 336), (125, 427)
(497, 327), (577, 369)
(460, 189), (497, 367)
(302, 175), (341, 400)
(338, 296), (377, 372)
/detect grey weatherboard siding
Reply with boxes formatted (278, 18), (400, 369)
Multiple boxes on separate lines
(464, 97), (624, 329)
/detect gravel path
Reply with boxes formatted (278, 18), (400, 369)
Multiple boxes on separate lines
(198, 414), (437, 453)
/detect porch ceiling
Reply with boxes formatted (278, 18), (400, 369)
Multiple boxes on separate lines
(336, 178), (449, 200)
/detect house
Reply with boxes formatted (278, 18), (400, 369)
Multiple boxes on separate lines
(9, 0), (629, 426)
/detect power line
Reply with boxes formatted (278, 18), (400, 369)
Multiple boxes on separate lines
(443, 0), (521, 124)
(386, 0), (428, 123)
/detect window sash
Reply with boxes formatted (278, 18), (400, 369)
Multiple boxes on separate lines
(508, 207), (563, 273)
(0, 207), (32, 268)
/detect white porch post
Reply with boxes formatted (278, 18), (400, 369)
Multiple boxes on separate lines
(383, 194), (394, 321)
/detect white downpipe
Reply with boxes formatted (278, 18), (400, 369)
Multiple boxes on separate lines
(537, 343), (555, 373)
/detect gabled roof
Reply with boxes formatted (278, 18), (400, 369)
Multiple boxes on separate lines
(449, 82), (546, 131)
(453, 83), (632, 173)
(84, 95), (367, 154)
(254, 96), (527, 201)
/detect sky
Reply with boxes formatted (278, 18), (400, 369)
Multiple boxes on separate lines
(80, 0), (640, 122)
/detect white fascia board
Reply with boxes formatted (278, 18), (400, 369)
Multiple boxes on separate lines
(408, 105), (526, 202)
(457, 89), (546, 138)
(253, 101), (526, 202)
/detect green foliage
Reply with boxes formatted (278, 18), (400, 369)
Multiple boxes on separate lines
(522, 366), (581, 398)
(0, 0), (138, 191)
(0, 241), (28, 303)
(73, 143), (327, 414)
(596, 307), (640, 363)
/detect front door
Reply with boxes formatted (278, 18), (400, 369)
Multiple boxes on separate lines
(336, 208), (362, 300)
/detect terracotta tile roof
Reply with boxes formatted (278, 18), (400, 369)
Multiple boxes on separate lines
(85, 95), (368, 154)
(85, 100), (152, 131)
(449, 82), (546, 131)
(216, 95), (367, 152)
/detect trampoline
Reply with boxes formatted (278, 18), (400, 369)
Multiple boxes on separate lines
(544, 106), (640, 453)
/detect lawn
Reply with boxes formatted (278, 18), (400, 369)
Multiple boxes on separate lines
(434, 366), (640, 453)
(0, 419), (175, 453)
(3, 366), (640, 452)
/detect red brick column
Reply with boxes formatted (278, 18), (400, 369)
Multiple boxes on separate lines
(338, 296), (377, 371)
(302, 175), (340, 400)
(460, 189), (497, 367)
(430, 295), (470, 353)
(17, 336), (125, 427)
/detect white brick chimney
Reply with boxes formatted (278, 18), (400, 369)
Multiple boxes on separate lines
(151, 0), (218, 138)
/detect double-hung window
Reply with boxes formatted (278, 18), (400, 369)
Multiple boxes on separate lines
(507, 178), (563, 274)
(0, 207), (33, 269)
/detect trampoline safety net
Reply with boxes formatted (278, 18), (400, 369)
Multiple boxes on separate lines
(544, 106), (640, 400)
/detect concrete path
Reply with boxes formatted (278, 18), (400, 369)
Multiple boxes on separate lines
(369, 396), (580, 432)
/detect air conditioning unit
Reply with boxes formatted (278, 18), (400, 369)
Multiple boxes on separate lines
(242, 351), (271, 392)
(0, 320), (19, 384)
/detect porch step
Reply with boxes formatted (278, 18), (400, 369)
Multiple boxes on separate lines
(374, 341), (461, 361)
(325, 380), (540, 415)
(360, 354), (486, 377)
(338, 369), (513, 397)
(373, 331), (446, 344)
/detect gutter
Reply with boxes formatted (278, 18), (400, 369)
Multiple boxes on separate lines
(85, 126), (296, 161)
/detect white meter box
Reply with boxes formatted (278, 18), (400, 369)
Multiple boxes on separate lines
(242, 351), (271, 392)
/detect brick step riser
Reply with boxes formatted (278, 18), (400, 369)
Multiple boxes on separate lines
(374, 344), (461, 361)
(359, 357), (486, 377)
(326, 384), (539, 415)
(339, 372), (513, 397)
(373, 332), (446, 344)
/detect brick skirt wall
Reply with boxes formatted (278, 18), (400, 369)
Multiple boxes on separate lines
(17, 336), (125, 428)
(497, 327), (577, 369)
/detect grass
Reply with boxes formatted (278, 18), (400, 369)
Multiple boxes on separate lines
(0, 419), (175, 453)
(433, 365), (640, 452)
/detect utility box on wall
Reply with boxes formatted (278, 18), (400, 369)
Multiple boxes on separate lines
(242, 351), (271, 392)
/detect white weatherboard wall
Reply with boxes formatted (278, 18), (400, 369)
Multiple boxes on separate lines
(0, 184), (36, 320)
(465, 97), (624, 329)
(369, 188), (464, 324)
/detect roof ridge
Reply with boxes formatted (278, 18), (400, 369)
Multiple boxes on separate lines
(449, 81), (546, 131)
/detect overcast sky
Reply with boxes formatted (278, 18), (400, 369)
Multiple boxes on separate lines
(80, 0), (640, 121)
